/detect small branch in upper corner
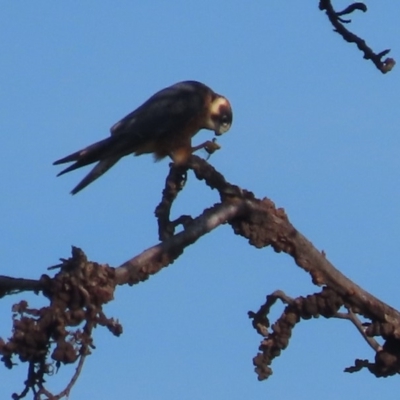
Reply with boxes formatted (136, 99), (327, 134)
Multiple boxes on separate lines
(319, 0), (395, 73)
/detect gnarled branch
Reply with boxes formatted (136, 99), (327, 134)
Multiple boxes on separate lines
(319, 1), (395, 73)
(1, 155), (400, 397)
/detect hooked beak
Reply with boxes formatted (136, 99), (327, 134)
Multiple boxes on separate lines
(214, 123), (222, 136)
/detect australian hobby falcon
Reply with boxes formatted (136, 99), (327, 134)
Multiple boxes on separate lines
(54, 80), (233, 194)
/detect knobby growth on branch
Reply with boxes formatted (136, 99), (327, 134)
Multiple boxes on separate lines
(1, 156), (400, 398)
(0, 3), (396, 398)
(319, 1), (395, 73)
(0, 250), (122, 400)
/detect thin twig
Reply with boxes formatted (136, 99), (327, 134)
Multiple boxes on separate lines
(54, 351), (88, 399)
(335, 308), (382, 351)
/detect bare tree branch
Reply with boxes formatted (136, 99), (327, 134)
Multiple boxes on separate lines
(115, 201), (246, 285)
(334, 309), (381, 352)
(0, 276), (43, 297)
(319, 1), (395, 73)
(0, 3), (396, 397)
(2, 155), (400, 397)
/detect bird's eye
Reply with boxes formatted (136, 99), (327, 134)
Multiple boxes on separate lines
(221, 114), (230, 126)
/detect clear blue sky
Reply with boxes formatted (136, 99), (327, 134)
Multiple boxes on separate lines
(1, 2), (400, 399)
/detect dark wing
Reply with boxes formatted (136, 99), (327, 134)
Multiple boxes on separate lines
(54, 81), (211, 194)
(109, 81), (210, 142)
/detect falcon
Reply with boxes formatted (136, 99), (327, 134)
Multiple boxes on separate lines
(54, 80), (233, 194)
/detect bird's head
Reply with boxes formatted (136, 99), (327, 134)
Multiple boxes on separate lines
(207, 96), (233, 136)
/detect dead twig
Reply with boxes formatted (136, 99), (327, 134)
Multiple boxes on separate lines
(319, 0), (395, 73)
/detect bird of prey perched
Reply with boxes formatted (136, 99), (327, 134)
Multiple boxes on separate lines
(54, 80), (233, 194)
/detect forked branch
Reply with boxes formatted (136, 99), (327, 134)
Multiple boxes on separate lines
(319, 1), (395, 73)
(1, 156), (400, 398)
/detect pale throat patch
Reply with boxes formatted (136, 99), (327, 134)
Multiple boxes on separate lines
(210, 97), (229, 115)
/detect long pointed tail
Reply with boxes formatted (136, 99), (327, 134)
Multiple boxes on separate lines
(53, 136), (118, 176)
(54, 136), (125, 194)
(70, 157), (120, 195)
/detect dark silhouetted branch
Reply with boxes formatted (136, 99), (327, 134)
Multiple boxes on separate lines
(0, 276), (43, 298)
(319, 1), (395, 73)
